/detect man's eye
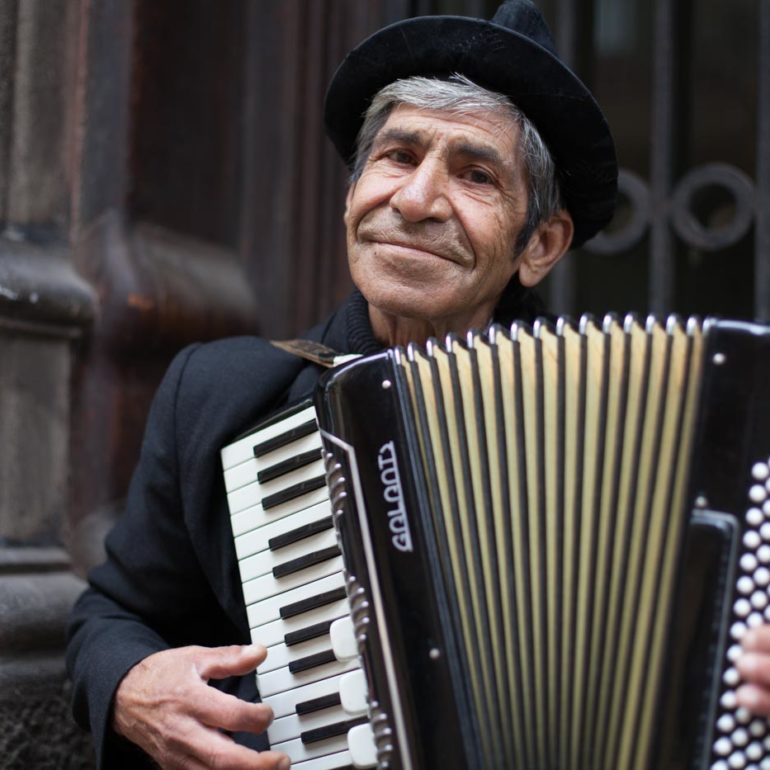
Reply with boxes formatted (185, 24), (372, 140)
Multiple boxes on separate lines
(464, 168), (493, 185)
(385, 149), (415, 165)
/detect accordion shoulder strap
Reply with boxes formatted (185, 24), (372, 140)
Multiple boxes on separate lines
(270, 338), (362, 369)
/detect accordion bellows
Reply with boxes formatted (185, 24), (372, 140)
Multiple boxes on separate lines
(404, 316), (700, 770)
(315, 314), (770, 770)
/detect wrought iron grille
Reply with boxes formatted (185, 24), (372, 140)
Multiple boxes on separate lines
(399, 0), (769, 322)
(545, 0), (768, 321)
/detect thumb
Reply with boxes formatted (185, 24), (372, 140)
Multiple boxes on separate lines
(196, 644), (267, 681)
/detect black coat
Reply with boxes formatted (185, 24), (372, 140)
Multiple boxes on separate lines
(66, 291), (383, 768)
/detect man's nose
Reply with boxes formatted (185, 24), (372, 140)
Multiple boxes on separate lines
(389, 160), (452, 223)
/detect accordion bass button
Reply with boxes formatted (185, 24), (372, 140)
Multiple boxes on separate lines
(748, 740), (764, 760)
(339, 669), (368, 716)
(715, 737), (734, 756)
(348, 722), (377, 769)
(330, 616), (358, 661)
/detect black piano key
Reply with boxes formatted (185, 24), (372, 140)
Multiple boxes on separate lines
(300, 716), (369, 745)
(253, 419), (317, 458)
(258, 449), (322, 484)
(295, 691), (342, 716)
(284, 618), (334, 647)
(273, 546), (341, 579)
(288, 648), (337, 674)
(262, 476), (326, 511)
(279, 586), (347, 620)
(269, 516), (334, 551)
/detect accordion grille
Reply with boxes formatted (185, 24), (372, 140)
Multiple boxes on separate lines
(399, 315), (705, 770)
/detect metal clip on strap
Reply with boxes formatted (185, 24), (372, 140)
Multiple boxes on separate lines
(270, 339), (362, 369)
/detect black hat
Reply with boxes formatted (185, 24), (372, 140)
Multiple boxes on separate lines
(324, 0), (617, 248)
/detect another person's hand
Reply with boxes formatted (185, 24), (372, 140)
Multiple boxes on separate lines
(737, 626), (770, 715)
(113, 644), (289, 769)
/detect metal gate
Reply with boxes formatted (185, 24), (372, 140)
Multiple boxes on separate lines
(291, 0), (770, 323)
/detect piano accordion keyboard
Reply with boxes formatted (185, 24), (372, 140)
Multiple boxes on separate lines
(221, 401), (377, 770)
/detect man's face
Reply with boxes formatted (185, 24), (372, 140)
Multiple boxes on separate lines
(345, 103), (530, 332)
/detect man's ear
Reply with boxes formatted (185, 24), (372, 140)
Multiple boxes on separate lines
(517, 209), (574, 287)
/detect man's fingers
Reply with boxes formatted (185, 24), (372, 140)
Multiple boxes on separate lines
(180, 726), (290, 770)
(736, 647), (770, 718)
(196, 644), (268, 680)
(742, 626), (770, 653)
(736, 630), (770, 720)
(192, 688), (274, 735)
(737, 652), (770, 688)
(112, 645), (285, 768)
(736, 683), (770, 717)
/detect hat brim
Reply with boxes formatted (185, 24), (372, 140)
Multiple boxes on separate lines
(324, 15), (617, 248)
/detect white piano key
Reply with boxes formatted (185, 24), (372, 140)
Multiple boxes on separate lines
(233, 498), (332, 557)
(221, 405), (317, 469)
(224, 457), (259, 493)
(257, 616), (356, 676)
(227, 482), (262, 515)
(256, 485), (330, 522)
(225, 432), (323, 493)
(329, 617), (357, 662)
(266, 670), (351, 719)
(250, 599), (350, 648)
(289, 749), (354, 770)
(238, 527), (338, 583)
(339, 670), (368, 716)
(264, 665), (365, 724)
(246, 571), (345, 628)
(243, 555), (345, 606)
(227, 463), (323, 514)
(221, 434), (260, 471)
(229, 482), (329, 519)
(269, 707), (351, 745)
(227, 459), (326, 515)
(232, 497), (331, 540)
(242, 518), (321, 567)
(348, 723), (378, 769)
(258, 656), (360, 698)
(271, 731), (350, 764)
(232, 505), (258, 539)
(261, 633), (337, 674)
(234, 513), (270, 558)
(255, 458), (327, 501)
(258, 430), (322, 465)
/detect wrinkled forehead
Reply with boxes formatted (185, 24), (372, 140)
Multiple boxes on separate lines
(374, 103), (523, 168)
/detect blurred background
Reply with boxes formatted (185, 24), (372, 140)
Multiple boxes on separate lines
(0, 0), (766, 764)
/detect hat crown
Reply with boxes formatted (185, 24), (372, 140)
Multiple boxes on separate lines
(491, 0), (557, 55)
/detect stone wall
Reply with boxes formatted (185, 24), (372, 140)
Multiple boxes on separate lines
(0, 548), (94, 769)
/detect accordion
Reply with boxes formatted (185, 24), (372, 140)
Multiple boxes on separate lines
(222, 315), (770, 770)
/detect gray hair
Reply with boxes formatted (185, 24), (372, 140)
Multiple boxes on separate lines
(352, 74), (563, 253)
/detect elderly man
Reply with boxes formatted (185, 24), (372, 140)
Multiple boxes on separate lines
(66, 1), (770, 768)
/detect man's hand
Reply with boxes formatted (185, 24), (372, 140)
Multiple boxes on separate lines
(737, 627), (770, 715)
(113, 644), (290, 769)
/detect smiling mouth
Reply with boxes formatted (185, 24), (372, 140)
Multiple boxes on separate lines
(376, 239), (455, 262)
